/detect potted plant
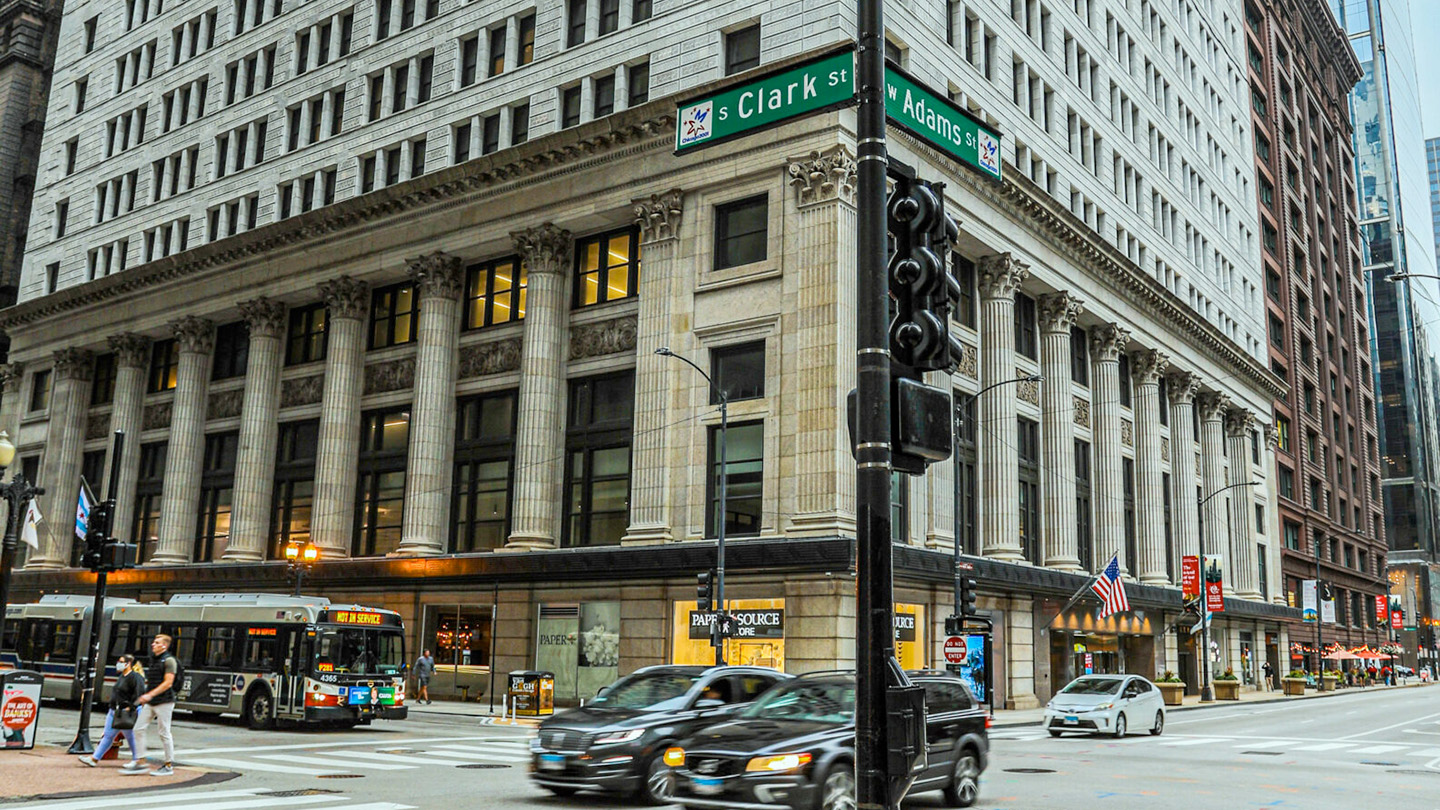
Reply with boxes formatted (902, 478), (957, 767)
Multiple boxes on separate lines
(1282, 669), (1308, 696)
(1155, 671), (1186, 705)
(1213, 667), (1241, 700)
(1322, 669), (1341, 692)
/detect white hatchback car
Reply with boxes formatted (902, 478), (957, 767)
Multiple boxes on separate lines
(1043, 674), (1166, 738)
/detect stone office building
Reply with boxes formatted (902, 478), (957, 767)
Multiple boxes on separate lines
(4, 0), (1297, 706)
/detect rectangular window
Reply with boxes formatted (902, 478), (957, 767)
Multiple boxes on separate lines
(594, 74), (615, 118)
(1123, 457), (1137, 576)
(565, 372), (635, 547)
(1075, 439), (1092, 571)
(369, 75), (384, 121)
(1070, 325), (1088, 385)
(568, 0), (587, 46)
(489, 26), (506, 77)
(411, 137), (427, 177)
(418, 55), (434, 103)
(575, 227), (640, 306)
(1118, 352), (1131, 407)
(369, 283), (417, 349)
(212, 321), (250, 380)
(1017, 417), (1040, 563)
(464, 257), (526, 328)
(452, 392), (517, 552)
(518, 14), (536, 65)
(633, 0), (652, 22)
(714, 195), (768, 269)
(460, 36), (479, 87)
(628, 61), (650, 106)
(354, 409), (409, 556)
(148, 339), (179, 392)
(725, 24), (761, 75)
(512, 103), (529, 144)
(954, 256), (976, 328)
(133, 443), (167, 563)
(600, 0), (620, 34)
(393, 64), (409, 112)
(482, 114), (500, 154)
(561, 85), (582, 128)
(707, 422), (763, 537)
(1014, 292), (1038, 359)
(286, 303), (327, 365)
(955, 395), (977, 555)
(454, 122), (472, 163)
(90, 353), (117, 406)
(195, 432), (238, 561)
(1279, 465), (1295, 500)
(271, 419), (319, 558)
(712, 342), (765, 402)
(28, 369), (51, 412)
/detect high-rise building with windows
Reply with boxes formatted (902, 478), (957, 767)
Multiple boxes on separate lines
(1334, 0), (1440, 668)
(4, 0), (1298, 706)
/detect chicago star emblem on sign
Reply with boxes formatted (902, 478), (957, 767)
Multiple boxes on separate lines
(678, 100), (714, 147)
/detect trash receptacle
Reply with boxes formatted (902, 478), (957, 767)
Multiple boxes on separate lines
(507, 670), (554, 717)
(0, 669), (43, 750)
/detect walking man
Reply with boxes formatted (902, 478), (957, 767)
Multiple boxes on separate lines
(124, 634), (179, 776)
(414, 649), (435, 705)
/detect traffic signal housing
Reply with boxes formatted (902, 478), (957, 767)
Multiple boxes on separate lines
(958, 575), (978, 616)
(886, 173), (962, 372)
(79, 501), (111, 572)
(697, 570), (713, 613)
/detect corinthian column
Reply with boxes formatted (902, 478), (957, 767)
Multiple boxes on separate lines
(311, 276), (369, 558)
(106, 334), (150, 540)
(397, 252), (464, 557)
(224, 298), (287, 561)
(507, 224), (572, 550)
(1089, 324), (1130, 573)
(1039, 292), (1083, 570)
(152, 318), (214, 565)
(1226, 407), (1260, 599)
(0, 363), (24, 482)
(1167, 371), (1200, 560)
(1132, 349), (1170, 584)
(29, 350), (92, 569)
(977, 253), (1029, 562)
(1197, 391), (1230, 579)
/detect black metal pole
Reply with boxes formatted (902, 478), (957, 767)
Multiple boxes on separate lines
(0, 472), (43, 668)
(857, 0), (896, 807)
(69, 431), (125, 755)
(1314, 537), (1322, 678)
(1196, 504), (1213, 703)
(293, 562), (304, 597)
(715, 396), (727, 667)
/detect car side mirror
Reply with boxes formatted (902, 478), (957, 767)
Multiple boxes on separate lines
(696, 699), (726, 709)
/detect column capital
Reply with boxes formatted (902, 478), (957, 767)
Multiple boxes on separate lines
(978, 253), (1030, 300)
(107, 333), (152, 368)
(169, 316), (215, 354)
(319, 275), (370, 320)
(511, 223), (572, 274)
(0, 362), (24, 392)
(1265, 423), (1281, 449)
(632, 189), (685, 242)
(1038, 292), (1084, 334)
(1197, 391), (1231, 423)
(52, 348), (94, 381)
(1166, 370), (1200, 405)
(1225, 407), (1257, 438)
(406, 251), (465, 300)
(1131, 349), (1170, 385)
(1088, 324), (1131, 362)
(238, 297), (288, 339)
(787, 145), (857, 207)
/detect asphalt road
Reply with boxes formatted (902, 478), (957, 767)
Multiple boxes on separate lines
(13, 685), (1440, 810)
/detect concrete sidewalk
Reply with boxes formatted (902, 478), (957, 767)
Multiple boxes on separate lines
(0, 744), (231, 802)
(990, 678), (1438, 727)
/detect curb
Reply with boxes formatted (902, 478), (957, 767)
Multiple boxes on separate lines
(0, 769), (237, 805)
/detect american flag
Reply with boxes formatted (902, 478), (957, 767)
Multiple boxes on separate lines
(1091, 553), (1130, 617)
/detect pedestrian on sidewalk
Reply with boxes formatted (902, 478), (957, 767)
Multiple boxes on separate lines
(414, 649), (435, 705)
(125, 634), (180, 777)
(77, 654), (145, 768)
(1262, 661), (1274, 691)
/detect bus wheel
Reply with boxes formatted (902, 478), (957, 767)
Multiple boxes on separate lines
(245, 688), (276, 730)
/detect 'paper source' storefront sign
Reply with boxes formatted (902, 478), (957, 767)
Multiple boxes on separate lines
(689, 609), (786, 639)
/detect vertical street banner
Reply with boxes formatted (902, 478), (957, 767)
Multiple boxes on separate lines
(1392, 609), (1403, 630)
(1375, 594), (1389, 626)
(1320, 590), (1336, 624)
(1301, 580), (1318, 623)
(1203, 554), (1225, 613)
(1181, 555), (1201, 602)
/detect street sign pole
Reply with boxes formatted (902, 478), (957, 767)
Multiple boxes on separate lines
(856, 1), (897, 809)
(68, 430), (124, 755)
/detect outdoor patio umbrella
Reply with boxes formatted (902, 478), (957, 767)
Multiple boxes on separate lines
(1323, 650), (1361, 660)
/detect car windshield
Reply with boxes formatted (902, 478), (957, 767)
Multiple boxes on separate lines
(588, 672), (701, 710)
(1061, 677), (1124, 695)
(740, 680), (855, 723)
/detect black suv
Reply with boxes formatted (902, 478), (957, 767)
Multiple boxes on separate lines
(668, 670), (988, 810)
(530, 664), (788, 804)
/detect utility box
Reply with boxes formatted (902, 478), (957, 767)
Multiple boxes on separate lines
(1, 669), (43, 750)
(507, 670), (555, 717)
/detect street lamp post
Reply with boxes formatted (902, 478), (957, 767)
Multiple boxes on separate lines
(0, 431), (44, 655)
(655, 347), (728, 666)
(284, 541), (318, 597)
(952, 374), (1040, 615)
(1196, 481), (1259, 703)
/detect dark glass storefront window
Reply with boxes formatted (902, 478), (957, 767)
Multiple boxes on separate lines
(452, 391), (516, 552)
(354, 409), (410, 556)
(271, 419), (318, 558)
(712, 342), (764, 402)
(565, 373), (634, 547)
(133, 442), (166, 563)
(707, 422), (763, 538)
(196, 432), (238, 561)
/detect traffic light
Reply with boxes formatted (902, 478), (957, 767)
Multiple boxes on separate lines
(79, 501), (111, 572)
(886, 173), (959, 372)
(697, 570), (713, 612)
(959, 576), (978, 616)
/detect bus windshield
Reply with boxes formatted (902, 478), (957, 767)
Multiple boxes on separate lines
(313, 627), (405, 676)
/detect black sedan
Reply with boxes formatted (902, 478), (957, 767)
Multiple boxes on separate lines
(667, 670), (988, 810)
(530, 664), (787, 804)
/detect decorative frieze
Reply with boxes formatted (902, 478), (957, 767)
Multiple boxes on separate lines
(570, 315), (638, 361)
(319, 276), (370, 320)
(364, 357), (416, 395)
(459, 338), (523, 379)
(238, 297), (287, 339)
(1121, 419), (1133, 447)
(633, 189), (685, 242)
(1073, 396), (1090, 428)
(279, 374), (324, 408)
(206, 389), (244, 420)
(142, 402), (172, 430)
(407, 251), (465, 300)
(1017, 377), (1040, 405)
(1161, 437), (1170, 462)
(956, 343), (978, 379)
(787, 145), (857, 207)
(86, 412), (110, 440)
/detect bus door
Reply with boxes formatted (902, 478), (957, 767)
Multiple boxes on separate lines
(278, 627), (309, 716)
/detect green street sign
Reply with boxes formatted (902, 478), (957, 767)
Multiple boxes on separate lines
(884, 65), (1002, 180)
(676, 50), (856, 152)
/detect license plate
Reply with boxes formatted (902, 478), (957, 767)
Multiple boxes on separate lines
(691, 777), (724, 796)
(538, 754), (566, 772)
(1064, 716), (1079, 724)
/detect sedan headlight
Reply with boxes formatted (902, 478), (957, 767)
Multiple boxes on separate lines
(594, 729), (646, 744)
(1093, 702), (1114, 711)
(746, 753), (813, 773)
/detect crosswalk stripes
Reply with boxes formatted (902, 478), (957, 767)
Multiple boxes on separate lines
(306, 750), (481, 767)
(1159, 737), (1221, 746)
(2, 789), (274, 810)
(176, 738), (533, 776)
(253, 753), (415, 770)
(0, 788), (418, 810)
(184, 758), (352, 776)
(1292, 742), (1354, 751)
(1349, 744), (1409, 754)
(425, 746), (531, 763)
(1233, 739), (1292, 749)
(132, 794), (345, 810)
(1411, 747), (1440, 758)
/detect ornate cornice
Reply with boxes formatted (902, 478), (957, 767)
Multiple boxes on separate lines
(407, 251), (465, 300)
(170, 316), (215, 354)
(238, 297), (287, 339)
(1295, 0), (1362, 88)
(1088, 324), (1130, 362)
(319, 276), (369, 320)
(977, 253), (1029, 300)
(1197, 391), (1231, 424)
(1038, 292), (1084, 334)
(52, 348), (94, 381)
(787, 145), (857, 208)
(107, 333), (152, 368)
(511, 224), (572, 274)
(1131, 350), (1170, 386)
(632, 189), (684, 242)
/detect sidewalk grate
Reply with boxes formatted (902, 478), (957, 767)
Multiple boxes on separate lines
(1003, 768), (1056, 774)
(1360, 761), (1400, 766)
(1242, 751), (1283, 756)
(316, 774), (365, 779)
(458, 763), (509, 769)
(267, 790), (343, 798)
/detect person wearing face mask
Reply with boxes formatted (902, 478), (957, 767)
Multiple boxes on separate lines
(77, 653), (146, 769)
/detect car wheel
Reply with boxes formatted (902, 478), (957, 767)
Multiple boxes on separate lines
(637, 755), (675, 805)
(820, 764), (856, 810)
(1112, 712), (1127, 739)
(244, 688), (274, 731)
(1048, 729), (1062, 738)
(1150, 711), (1164, 736)
(942, 749), (981, 807)
(543, 787), (577, 797)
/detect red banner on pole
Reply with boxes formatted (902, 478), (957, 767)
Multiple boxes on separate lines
(1392, 609), (1403, 630)
(1182, 556), (1200, 601)
(1206, 579), (1225, 613)
(1376, 595), (1389, 626)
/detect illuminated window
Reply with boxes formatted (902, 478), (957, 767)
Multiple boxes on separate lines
(575, 227), (640, 307)
(271, 419), (317, 559)
(287, 303), (327, 365)
(196, 432), (238, 562)
(148, 339), (179, 392)
(355, 409), (410, 556)
(369, 283), (416, 349)
(464, 257), (527, 329)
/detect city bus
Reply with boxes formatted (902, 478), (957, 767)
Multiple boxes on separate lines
(3, 592), (408, 729)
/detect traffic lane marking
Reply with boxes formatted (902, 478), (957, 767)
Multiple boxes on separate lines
(254, 753), (414, 770)
(183, 757), (348, 776)
(132, 794), (344, 810)
(0, 789), (277, 810)
(182, 734), (512, 756)
(308, 750), (477, 767)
